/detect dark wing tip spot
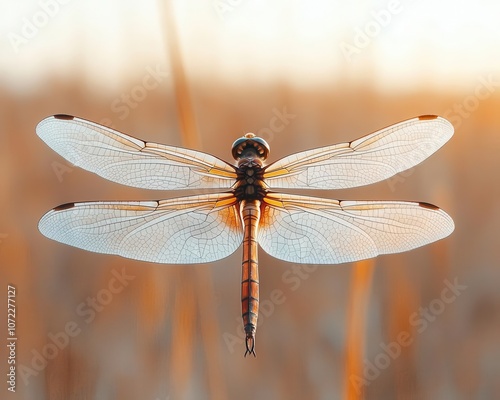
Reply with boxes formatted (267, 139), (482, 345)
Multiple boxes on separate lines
(54, 202), (76, 211)
(418, 115), (438, 120)
(419, 201), (439, 210)
(54, 114), (75, 120)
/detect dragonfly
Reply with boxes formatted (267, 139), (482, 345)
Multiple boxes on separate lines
(37, 114), (454, 357)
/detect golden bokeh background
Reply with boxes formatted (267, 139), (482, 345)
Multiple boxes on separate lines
(1, 1), (499, 399)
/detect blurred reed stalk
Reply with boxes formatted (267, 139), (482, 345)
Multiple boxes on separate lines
(387, 258), (419, 398)
(344, 259), (375, 399)
(157, 1), (227, 398)
(158, 0), (200, 148)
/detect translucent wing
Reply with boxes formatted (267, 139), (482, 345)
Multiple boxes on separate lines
(36, 115), (237, 190)
(38, 193), (243, 264)
(259, 193), (454, 264)
(264, 115), (453, 189)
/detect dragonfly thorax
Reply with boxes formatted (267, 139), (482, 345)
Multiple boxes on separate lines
(234, 158), (267, 200)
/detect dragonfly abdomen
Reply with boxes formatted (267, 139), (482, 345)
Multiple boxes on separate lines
(240, 199), (260, 357)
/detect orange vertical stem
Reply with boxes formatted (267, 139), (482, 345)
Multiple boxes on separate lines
(344, 259), (375, 400)
(157, 2), (226, 398)
(158, 0), (200, 148)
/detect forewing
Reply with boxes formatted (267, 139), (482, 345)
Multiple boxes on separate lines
(264, 115), (453, 189)
(259, 193), (454, 264)
(39, 193), (243, 264)
(36, 115), (237, 190)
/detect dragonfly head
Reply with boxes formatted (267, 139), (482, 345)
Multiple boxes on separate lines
(232, 133), (270, 161)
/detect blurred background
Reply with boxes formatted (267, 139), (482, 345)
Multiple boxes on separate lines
(1, 1), (499, 399)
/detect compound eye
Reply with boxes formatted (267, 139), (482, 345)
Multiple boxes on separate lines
(231, 134), (270, 160)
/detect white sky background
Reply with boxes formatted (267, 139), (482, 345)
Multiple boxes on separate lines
(1, 0), (500, 93)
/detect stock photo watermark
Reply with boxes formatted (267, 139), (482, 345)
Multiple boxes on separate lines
(18, 268), (135, 386)
(256, 106), (296, 144)
(8, 0), (73, 53)
(387, 73), (499, 191)
(443, 74), (499, 130)
(385, 141), (435, 192)
(223, 264), (317, 353)
(110, 64), (169, 121)
(213, 0), (248, 21)
(349, 277), (467, 395)
(6, 285), (17, 392)
(339, 0), (404, 63)
(46, 63), (168, 183)
(51, 160), (73, 183)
